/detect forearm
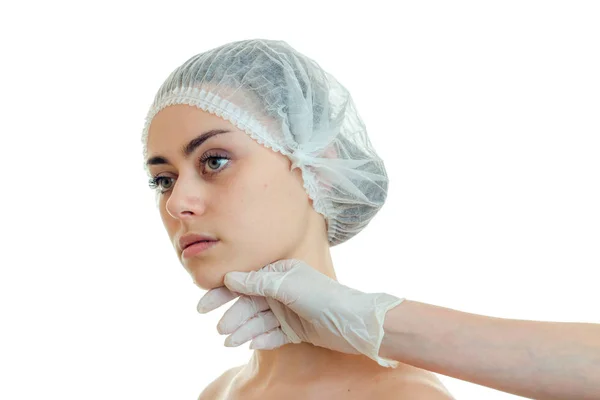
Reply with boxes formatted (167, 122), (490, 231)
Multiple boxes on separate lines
(380, 299), (600, 400)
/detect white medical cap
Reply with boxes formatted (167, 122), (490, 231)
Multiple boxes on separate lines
(141, 39), (388, 247)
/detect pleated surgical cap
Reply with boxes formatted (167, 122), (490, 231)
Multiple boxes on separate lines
(141, 39), (388, 247)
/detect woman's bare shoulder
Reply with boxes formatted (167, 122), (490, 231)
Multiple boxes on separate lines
(368, 365), (455, 399)
(197, 365), (245, 400)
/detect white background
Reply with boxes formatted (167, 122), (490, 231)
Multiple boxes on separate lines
(1, 1), (598, 399)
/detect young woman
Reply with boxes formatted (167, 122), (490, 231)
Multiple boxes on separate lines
(142, 39), (454, 399)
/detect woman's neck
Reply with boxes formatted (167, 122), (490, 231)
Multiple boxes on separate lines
(242, 342), (378, 386)
(236, 216), (380, 387)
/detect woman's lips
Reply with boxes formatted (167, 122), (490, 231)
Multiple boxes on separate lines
(182, 240), (219, 258)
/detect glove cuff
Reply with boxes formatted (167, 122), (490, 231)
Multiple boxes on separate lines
(364, 294), (407, 368)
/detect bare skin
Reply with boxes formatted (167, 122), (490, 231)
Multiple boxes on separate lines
(380, 299), (600, 400)
(200, 354), (453, 399)
(146, 104), (454, 399)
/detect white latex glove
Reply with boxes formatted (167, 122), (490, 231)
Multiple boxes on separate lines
(196, 259), (406, 368)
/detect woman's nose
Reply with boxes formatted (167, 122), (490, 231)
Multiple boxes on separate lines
(165, 178), (208, 219)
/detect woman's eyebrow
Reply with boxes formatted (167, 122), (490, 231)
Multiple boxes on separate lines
(145, 129), (232, 167)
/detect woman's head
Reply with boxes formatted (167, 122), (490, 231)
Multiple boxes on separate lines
(141, 39), (389, 287)
(146, 104), (329, 289)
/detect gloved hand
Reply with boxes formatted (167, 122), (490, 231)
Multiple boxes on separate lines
(196, 259), (406, 368)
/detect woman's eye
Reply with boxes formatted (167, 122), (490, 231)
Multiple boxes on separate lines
(204, 156), (229, 172)
(148, 176), (174, 192)
(200, 156), (229, 175)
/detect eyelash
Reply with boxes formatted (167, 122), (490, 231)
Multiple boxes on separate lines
(148, 151), (231, 194)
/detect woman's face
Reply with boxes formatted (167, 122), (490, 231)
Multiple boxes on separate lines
(145, 104), (321, 290)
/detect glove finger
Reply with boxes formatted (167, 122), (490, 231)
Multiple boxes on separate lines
(197, 286), (240, 314)
(217, 295), (269, 335)
(249, 327), (293, 350)
(223, 259), (300, 298)
(224, 310), (280, 347)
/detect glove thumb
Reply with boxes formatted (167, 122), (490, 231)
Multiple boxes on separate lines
(223, 259), (297, 300)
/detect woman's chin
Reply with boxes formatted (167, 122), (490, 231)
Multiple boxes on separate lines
(189, 272), (221, 290)
(188, 266), (231, 290)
